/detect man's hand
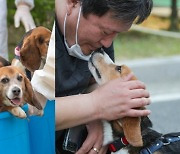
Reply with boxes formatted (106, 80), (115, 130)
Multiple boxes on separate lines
(90, 73), (151, 121)
(76, 120), (108, 154)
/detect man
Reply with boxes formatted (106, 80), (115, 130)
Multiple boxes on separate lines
(0, 0), (35, 60)
(55, 0), (153, 153)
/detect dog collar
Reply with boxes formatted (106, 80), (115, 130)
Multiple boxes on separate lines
(109, 136), (129, 152)
(140, 136), (180, 154)
(14, 46), (20, 57)
(14, 46), (31, 80)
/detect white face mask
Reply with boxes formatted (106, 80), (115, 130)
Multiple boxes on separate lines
(63, 6), (91, 61)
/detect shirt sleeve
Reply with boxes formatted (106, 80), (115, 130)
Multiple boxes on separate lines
(15, 0), (34, 10)
(31, 24), (55, 100)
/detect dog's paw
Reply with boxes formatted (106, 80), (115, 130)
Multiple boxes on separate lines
(28, 104), (44, 116)
(10, 107), (27, 118)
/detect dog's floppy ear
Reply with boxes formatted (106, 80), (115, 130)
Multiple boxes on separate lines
(22, 74), (42, 110)
(119, 65), (143, 147)
(0, 56), (11, 68)
(20, 34), (41, 72)
(34, 26), (51, 58)
(0, 84), (3, 111)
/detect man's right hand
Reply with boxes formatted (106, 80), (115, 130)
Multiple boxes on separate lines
(90, 73), (151, 121)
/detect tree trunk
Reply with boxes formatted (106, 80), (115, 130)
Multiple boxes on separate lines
(169, 0), (179, 31)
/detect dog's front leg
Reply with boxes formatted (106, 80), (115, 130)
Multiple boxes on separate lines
(7, 106), (27, 118)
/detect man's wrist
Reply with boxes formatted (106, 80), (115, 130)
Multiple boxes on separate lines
(88, 92), (103, 121)
(15, 0), (34, 10)
(16, 4), (31, 11)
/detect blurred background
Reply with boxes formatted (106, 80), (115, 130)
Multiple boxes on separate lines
(114, 0), (180, 60)
(114, 0), (180, 135)
(7, 0), (54, 60)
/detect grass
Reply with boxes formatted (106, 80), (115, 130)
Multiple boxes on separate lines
(114, 30), (180, 61)
(114, 14), (180, 61)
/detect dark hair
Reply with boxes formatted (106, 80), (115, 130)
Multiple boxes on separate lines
(79, 0), (153, 24)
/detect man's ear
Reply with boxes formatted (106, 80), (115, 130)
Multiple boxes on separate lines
(66, 0), (79, 15)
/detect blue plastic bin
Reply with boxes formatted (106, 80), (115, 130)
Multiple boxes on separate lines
(0, 105), (30, 154)
(28, 100), (55, 154)
(0, 100), (55, 154)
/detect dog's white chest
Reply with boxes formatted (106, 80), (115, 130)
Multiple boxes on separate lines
(112, 149), (129, 154)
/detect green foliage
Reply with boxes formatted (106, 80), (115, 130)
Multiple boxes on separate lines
(7, 0), (54, 29)
(32, 0), (54, 29)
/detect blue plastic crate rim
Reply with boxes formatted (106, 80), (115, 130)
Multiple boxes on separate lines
(0, 104), (28, 119)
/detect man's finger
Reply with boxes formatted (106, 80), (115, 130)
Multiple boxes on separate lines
(130, 89), (150, 99)
(126, 109), (151, 117)
(76, 135), (93, 154)
(14, 15), (20, 28)
(131, 98), (151, 108)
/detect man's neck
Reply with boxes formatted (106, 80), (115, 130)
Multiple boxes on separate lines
(55, 0), (66, 36)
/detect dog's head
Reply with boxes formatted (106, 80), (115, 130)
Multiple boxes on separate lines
(17, 26), (51, 72)
(0, 66), (42, 110)
(88, 49), (136, 84)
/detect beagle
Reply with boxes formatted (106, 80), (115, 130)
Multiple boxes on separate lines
(12, 26), (51, 73)
(88, 49), (180, 154)
(88, 49), (142, 147)
(0, 66), (42, 118)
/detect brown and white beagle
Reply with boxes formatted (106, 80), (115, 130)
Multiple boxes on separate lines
(12, 26), (51, 73)
(88, 49), (180, 154)
(88, 49), (143, 147)
(0, 66), (42, 118)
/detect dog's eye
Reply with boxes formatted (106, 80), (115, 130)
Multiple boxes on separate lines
(115, 66), (122, 73)
(46, 41), (49, 46)
(17, 75), (23, 82)
(1, 77), (9, 84)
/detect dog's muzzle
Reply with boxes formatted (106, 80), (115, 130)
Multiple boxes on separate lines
(89, 53), (102, 79)
(12, 87), (21, 96)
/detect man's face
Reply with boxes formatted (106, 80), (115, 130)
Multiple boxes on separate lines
(66, 6), (132, 55)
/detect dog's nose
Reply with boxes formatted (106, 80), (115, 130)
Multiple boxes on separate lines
(12, 87), (21, 96)
(90, 48), (105, 62)
(94, 48), (104, 55)
(90, 48), (104, 59)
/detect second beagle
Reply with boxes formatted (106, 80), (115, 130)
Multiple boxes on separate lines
(0, 66), (42, 118)
(12, 26), (51, 73)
